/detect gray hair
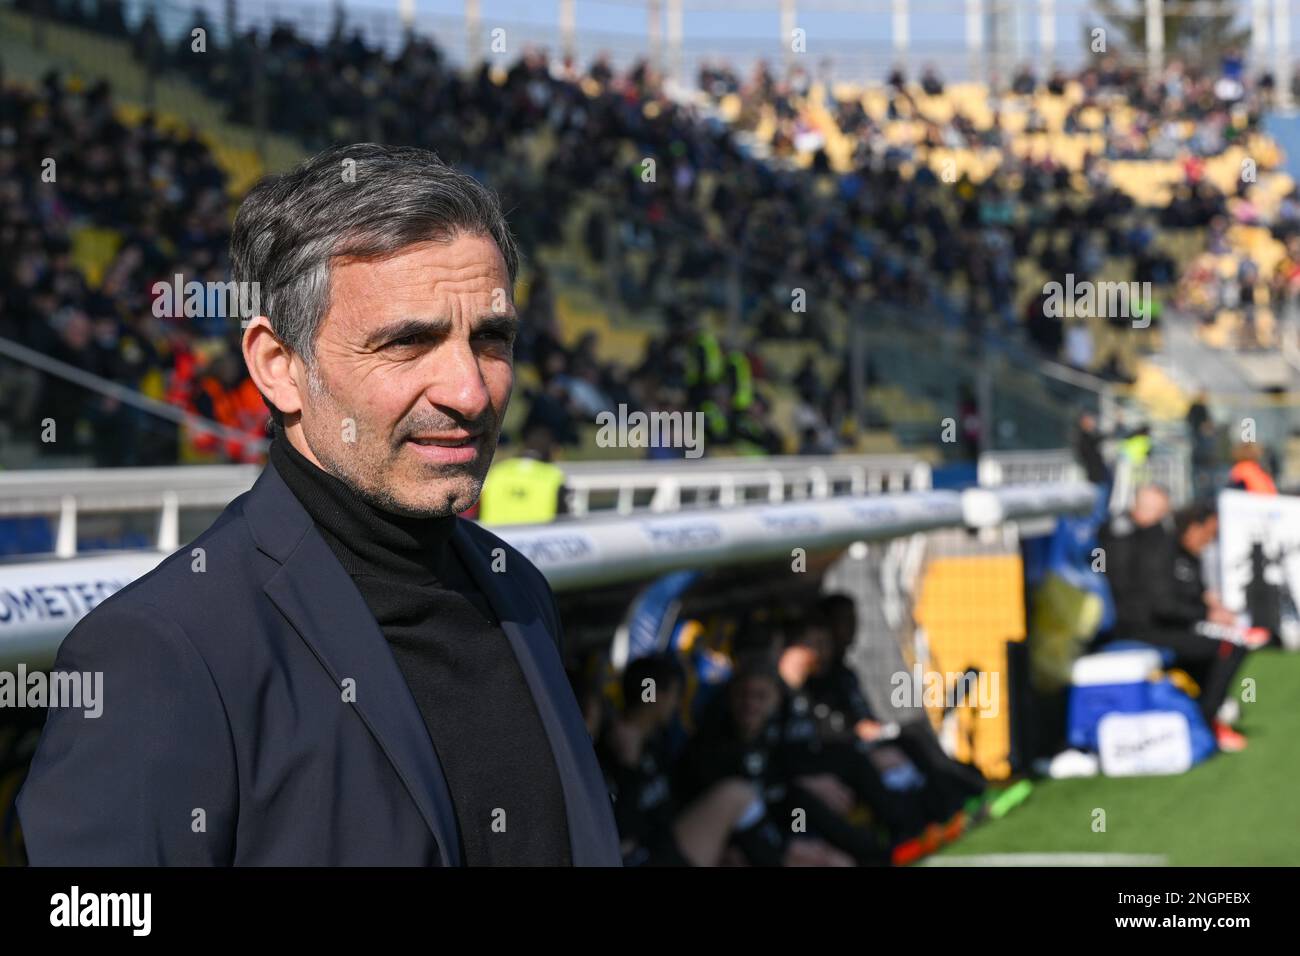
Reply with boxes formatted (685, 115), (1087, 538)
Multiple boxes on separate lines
(231, 143), (521, 427)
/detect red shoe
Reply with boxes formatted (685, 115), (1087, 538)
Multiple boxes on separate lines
(1214, 722), (1248, 753)
(1243, 627), (1270, 649)
(891, 822), (947, 865)
(920, 823), (944, 853)
(941, 811), (967, 844)
(890, 838), (926, 866)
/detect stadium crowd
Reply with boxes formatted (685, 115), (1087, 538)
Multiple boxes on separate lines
(8, 1), (1291, 469)
(0, 66), (240, 465)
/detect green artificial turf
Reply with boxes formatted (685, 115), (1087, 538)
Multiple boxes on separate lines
(932, 649), (1300, 866)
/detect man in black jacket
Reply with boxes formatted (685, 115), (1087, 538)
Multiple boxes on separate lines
(1099, 490), (1260, 750)
(18, 144), (621, 865)
(811, 595), (986, 818)
(594, 653), (837, 867)
(678, 652), (888, 865)
(1071, 410), (1110, 485)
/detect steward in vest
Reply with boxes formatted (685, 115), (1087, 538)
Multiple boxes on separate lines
(478, 422), (567, 526)
(1119, 425), (1152, 466)
(683, 329), (724, 406)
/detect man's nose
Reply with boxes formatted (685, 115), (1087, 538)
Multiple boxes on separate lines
(424, 340), (494, 423)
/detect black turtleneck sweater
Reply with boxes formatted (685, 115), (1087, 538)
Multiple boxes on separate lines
(269, 436), (572, 866)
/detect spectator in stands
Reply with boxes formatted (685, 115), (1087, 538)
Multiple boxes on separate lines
(1227, 441), (1278, 494)
(8, 8), (1284, 465)
(958, 386), (981, 461)
(919, 66), (944, 97)
(1012, 65), (1038, 96)
(1072, 410), (1111, 486)
(1187, 392), (1219, 496)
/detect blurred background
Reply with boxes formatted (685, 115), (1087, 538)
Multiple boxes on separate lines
(0, 0), (1297, 867)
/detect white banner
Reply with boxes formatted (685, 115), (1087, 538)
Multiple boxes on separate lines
(1217, 489), (1300, 648)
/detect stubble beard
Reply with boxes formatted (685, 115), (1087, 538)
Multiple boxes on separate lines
(300, 361), (489, 518)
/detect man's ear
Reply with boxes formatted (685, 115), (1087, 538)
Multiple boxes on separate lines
(243, 317), (304, 418)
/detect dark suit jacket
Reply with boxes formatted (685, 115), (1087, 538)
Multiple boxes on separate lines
(17, 461), (621, 866)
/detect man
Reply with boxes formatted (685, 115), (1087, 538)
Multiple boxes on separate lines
(773, 616), (930, 839)
(1227, 442), (1278, 495)
(677, 652), (884, 866)
(594, 653), (823, 867)
(1150, 502), (1262, 749)
(807, 596), (986, 823)
(1098, 483), (1177, 637)
(18, 144), (621, 865)
(1071, 410), (1110, 486)
(1099, 490), (1262, 751)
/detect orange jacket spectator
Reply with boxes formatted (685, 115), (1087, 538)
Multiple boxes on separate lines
(1228, 444), (1277, 494)
(188, 363), (269, 464)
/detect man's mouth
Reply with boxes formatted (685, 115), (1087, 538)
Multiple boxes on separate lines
(404, 433), (483, 464)
(407, 434), (478, 447)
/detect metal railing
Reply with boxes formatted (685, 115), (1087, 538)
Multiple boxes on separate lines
(0, 464), (261, 558)
(978, 449), (1083, 488)
(979, 443), (1193, 512)
(0, 453), (932, 558)
(561, 453), (931, 515)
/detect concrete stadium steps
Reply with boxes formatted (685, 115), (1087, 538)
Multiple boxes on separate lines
(1126, 357), (1194, 422)
(68, 226), (124, 290)
(1147, 312), (1297, 403)
(861, 329), (1079, 450)
(534, 198), (661, 361)
(552, 290), (651, 362)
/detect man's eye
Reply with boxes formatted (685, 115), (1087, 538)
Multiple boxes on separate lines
(388, 334), (420, 348)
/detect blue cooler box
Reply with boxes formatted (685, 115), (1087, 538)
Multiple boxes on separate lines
(1067, 648), (1164, 750)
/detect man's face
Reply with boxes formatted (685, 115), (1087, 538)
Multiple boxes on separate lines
(828, 605), (855, 656)
(729, 676), (781, 741)
(804, 624), (833, 672)
(1131, 486), (1170, 528)
(1182, 515), (1219, 555)
(295, 233), (515, 517)
(656, 680), (683, 726)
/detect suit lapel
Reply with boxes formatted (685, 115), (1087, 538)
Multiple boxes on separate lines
(246, 464), (463, 866)
(452, 522), (621, 867)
